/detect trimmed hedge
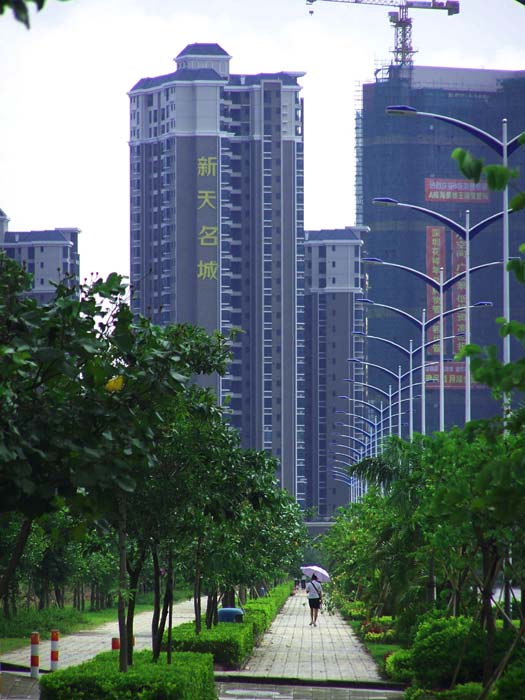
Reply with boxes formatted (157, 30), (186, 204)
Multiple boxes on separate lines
(243, 581), (292, 632)
(385, 648), (414, 683)
(166, 620), (254, 669)
(39, 649), (215, 700)
(163, 582), (293, 669)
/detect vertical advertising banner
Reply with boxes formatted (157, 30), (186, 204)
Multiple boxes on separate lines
(451, 236), (466, 355)
(425, 226), (445, 356)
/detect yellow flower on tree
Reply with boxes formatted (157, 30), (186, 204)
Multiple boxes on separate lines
(105, 375), (125, 392)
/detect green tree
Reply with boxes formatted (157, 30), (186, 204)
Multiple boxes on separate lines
(0, 0), (68, 28)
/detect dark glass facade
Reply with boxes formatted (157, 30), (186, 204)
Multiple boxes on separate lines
(357, 65), (525, 435)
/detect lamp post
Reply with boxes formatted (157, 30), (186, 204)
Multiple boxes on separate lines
(343, 359), (402, 437)
(333, 423), (374, 455)
(352, 330), (458, 436)
(384, 106), (522, 409)
(372, 196), (512, 419)
(358, 261), (494, 429)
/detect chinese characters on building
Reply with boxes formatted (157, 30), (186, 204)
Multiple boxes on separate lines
(196, 155), (218, 281)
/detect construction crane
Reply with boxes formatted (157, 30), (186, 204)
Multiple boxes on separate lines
(306, 0), (460, 66)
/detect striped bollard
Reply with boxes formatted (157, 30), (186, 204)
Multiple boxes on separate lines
(30, 631), (40, 679)
(50, 629), (59, 671)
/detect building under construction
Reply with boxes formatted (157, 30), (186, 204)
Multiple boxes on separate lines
(351, 64), (525, 438)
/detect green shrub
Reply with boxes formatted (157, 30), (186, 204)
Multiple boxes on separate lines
(403, 687), (437, 700)
(166, 620), (254, 669)
(243, 609), (267, 642)
(334, 596), (367, 621)
(439, 683), (484, 699)
(495, 661), (525, 700)
(39, 649), (215, 700)
(386, 648), (414, 683)
(411, 616), (484, 689)
(403, 683), (484, 700)
(243, 582), (292, 632)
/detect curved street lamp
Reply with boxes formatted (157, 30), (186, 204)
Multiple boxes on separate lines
(384, 106), (522, 411)
(352, 329), (465, 432)
(372, 196), (513, 418)
(357, 290), (493, 431)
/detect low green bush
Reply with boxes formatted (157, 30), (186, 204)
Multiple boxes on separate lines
(39, 649), (215, 700)
(411, 616), (484, 689)
(243, 609), (267, 642)
(166, 620), (254, 669)
(333, 595), (367, 621)
(403, 683), (485, 700)
(243, 581), (292, 632)
(495, 661), (525, 700)
(386, 648), (414, 683)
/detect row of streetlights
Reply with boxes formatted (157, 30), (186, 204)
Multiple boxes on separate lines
(331, 106), (519, 476)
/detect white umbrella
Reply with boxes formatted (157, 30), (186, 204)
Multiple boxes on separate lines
(300, 565), (330, 582)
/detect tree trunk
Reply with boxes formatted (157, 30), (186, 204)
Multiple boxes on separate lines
(222, 587), (235, 609)
(166, 548), (173, 664)
(117, 493), (128, 673)
(503, 550), (512, 630)
(194, 538), (202, 635)
(238, 585), (247, 606)
(479, 537), (500, 686)
(0, 518), (32, 615)
(126, 546), (147, 667)
(205, 589), (218, 629)
(151, 543), (162, 660)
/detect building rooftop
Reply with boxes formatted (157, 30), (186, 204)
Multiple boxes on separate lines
(305, 228), (368, 243)
(5, 229), (79, 244)
(130, 67), (227, 92)
(176, 42), (230, 58)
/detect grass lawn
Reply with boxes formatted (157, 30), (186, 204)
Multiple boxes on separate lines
(0, 589), (192, 656)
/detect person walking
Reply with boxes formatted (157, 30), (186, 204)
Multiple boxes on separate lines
(305, 573), (322, 626)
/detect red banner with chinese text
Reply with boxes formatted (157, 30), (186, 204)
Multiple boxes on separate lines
(426, 226), (445, 356)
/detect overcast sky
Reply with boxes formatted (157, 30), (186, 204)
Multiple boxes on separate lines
(1, 0), (524, 282)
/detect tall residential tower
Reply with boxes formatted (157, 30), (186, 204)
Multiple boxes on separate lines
(129, 44), (305, 499)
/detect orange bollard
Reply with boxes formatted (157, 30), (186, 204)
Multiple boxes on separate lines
(111, 637), (120, 650)
(30, 631), (40, 679)
(50, 629), (59, 671)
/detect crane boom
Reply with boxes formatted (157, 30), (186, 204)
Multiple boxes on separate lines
(306, 0), (460, 65)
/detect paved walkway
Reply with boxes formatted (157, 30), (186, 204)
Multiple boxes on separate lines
(224, 591), (382, 683)
(0, 592), (404, 699)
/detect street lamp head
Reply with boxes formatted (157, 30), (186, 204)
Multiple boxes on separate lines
(356, 298), (375, 304)
(372, 197), (399, 206)
(352, 330), (367, 336)
(347, 358), (361, 363)
(385, 105), (418, 115)
(474, 301), (493, 307)
(362, 257), (385, 263)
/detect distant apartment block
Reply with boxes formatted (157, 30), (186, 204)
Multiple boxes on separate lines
(0, 208), (80, 303)
(304, 228), (367, 516)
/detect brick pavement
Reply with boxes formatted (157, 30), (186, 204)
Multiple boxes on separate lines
(0, 593), (404, 699)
